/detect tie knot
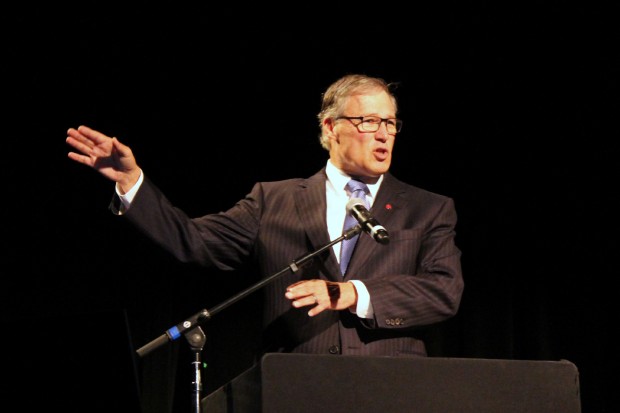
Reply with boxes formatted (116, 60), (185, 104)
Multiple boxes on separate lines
(346, 179), (368, 197)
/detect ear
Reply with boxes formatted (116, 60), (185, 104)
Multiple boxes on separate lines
(323, 117), (335, 132)
(324, 118), (339, 142)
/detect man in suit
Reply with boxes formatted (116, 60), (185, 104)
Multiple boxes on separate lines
(66, 73), (464, 357)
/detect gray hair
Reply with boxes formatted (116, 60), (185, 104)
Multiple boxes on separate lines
(317, 74), (399, 150)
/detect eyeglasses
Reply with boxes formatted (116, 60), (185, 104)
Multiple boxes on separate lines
(336, 116), (403, 135)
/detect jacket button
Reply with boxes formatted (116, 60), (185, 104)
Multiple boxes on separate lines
(328, 345), (340, 354)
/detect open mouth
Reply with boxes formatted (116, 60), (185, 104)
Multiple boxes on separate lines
(374, 148), (389, 161)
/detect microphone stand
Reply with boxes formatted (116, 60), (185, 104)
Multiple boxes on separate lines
(136, 224), (363, 413)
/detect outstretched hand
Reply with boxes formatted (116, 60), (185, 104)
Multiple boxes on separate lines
(66, 125), (141, 193)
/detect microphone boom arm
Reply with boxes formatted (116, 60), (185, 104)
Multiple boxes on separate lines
(135, 224), (364, 358)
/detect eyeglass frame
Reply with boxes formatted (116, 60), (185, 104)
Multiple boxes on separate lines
(335, 116), (403, 135)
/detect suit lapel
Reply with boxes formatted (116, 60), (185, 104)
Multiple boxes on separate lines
(344, 173), (407, 279)
(294, 169), (342, 280)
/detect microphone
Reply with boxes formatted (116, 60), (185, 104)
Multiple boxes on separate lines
(346, 198), (390, 244)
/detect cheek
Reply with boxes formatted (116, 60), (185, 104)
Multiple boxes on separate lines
(348, 139), (369, 156)
(337, 132), (360, 150)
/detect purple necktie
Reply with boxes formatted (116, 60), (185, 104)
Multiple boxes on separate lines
(340, 179), (369, 275)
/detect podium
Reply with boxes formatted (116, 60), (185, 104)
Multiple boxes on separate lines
(202, 354), (581, 413)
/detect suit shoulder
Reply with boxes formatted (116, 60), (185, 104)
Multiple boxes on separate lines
(258, 177), (306, 192)
(386, 174), (453, 203)
(257, 169), (325, 192)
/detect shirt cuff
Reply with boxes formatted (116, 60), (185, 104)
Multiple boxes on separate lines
(115, 169), (144, 214)
(348, 280), (374, 319)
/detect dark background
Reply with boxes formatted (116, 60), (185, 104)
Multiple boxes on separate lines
(2, 2), (617, 412)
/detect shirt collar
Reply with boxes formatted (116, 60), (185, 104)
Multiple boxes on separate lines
(325, 159), (383, 200)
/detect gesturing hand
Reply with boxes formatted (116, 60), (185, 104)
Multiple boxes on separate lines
(285, 279), (358, 317)
(66, 125), (141, 193)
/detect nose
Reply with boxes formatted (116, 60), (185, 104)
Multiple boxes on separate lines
(375, 121), (390, 141)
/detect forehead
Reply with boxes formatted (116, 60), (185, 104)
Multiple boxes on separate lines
(343, 90), (396, 115)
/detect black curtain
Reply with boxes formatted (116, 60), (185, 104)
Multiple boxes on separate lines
(3, 2), (616, 412)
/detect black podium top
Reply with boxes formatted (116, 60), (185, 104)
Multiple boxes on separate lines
(203, 353), (581, 413)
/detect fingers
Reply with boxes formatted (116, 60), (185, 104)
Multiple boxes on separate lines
(76, 125), (112, 144)
(306, 296), (322, 317)
(66, 125), (124, 167)
(67, 150), (94, 167)
(285, 280), (320, 315)
(66, 135), (94, 158)
(292, 294), (319, 309)
(285, 279), (344, 317)
(66, 126), (114, 151)
(66, 130), (96, 166)
(286, 282), (318, 305)
(67, 128), (93, 148)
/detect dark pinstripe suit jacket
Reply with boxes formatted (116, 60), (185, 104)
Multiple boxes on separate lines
(122, 168), (463, 357)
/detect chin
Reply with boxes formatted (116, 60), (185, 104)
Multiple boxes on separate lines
(371, 162), (391, 175)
